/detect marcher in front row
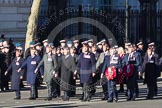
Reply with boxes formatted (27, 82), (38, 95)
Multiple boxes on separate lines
(122, 43), (142, 101)
(77, 43), (96, 102)
(5, 45), (24, 100)
(18, 42), (43, 100)
(35, 43), (58, 101)
(60, 47), (76, 101)
(142, 48), (159, 99)
(101, 47), (121, 103)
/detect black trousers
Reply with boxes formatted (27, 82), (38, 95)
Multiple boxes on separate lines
(127, 74), (136, 99)
(135, 79), (139, 96)
(1, 73), (9, 91)
(15, 90), (21, 98)
(30, 85), (36, 98)
(147, 79), (156, 97)
(101, 78), (108, 97)
(83, 83), (90, 100)
(154, 79), (158, 95)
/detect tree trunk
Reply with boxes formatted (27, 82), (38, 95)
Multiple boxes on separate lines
(25, 0), (42, 51)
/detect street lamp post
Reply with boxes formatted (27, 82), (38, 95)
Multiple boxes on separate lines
(125, 0), (129, 42)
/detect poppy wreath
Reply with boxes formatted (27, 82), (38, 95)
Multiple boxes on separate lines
(105, 66), (117, 80)
(123, 64), (134, 77)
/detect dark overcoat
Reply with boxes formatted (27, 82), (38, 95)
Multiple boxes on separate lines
(77, 52), (96, 83)
(20, 55), (42, 85)
(7, 57), (24, 90)
(60, 55), (76, 91)
(142, 54), (159, 84)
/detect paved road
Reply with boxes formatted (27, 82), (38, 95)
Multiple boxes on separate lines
(1, 81), (162, 108)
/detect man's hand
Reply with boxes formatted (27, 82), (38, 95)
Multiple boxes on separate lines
(74, 70), (77, 75)
(101, 73), (104, 78)
(54, 73), (58, 78)
(92, 73), (96, 77)
(17, 68), (21, 72)
(4, 71), (8, 76)
(20, 76), (23, 79)
(53, 71), (56, 75)
(138, 72), (141, 76)
(41, 75), (44, 79)
(34, 68), (38, 74)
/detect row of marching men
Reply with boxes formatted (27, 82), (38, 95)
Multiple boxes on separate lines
(1, 38), (161, 103)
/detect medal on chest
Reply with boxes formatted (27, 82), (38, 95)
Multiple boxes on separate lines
(110, 55), (118, 64)
(16, 61), (19, 66)
(84, 54), (90, 59)
(31, 61), (36, 65)
(47, 57), (52, 61)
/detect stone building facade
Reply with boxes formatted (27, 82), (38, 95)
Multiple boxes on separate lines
(0, 0), (33, 42)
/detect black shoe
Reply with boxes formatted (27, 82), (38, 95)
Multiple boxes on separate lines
(47, 97), (52, 101)
(5, 88), (9, 91)
(87, 97), (91, 102)
(1, 89), (4, 92)
(127, 98), (131, 101)
(80, 97), (83, 100)
(101, 97), (107, 101)
(146, 96), (153, 100)
(29, 97), (36, 100)
(154, 93), (157, 96)
(14, 97), (21, 100)
(107, 100), (113, 103)
(82, 98), (87, 102)
(53, 95), (58, 98)
(135, 93), (139, 98)
(131, 97), (135, 101)
(114, 99), (118, 103)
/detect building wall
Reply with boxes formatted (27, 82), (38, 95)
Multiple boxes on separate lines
(111, 0), (140, 10)
(0, 0), (33, 42)
(157, 0), (162, 10)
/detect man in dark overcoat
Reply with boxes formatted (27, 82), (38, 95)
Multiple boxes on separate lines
(60, 47), (76, 101)
(18, 42), (43, 100)
(5, 45), (24, 99)
(77, 44), (96, 102)
(122, 43), (142, 101)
